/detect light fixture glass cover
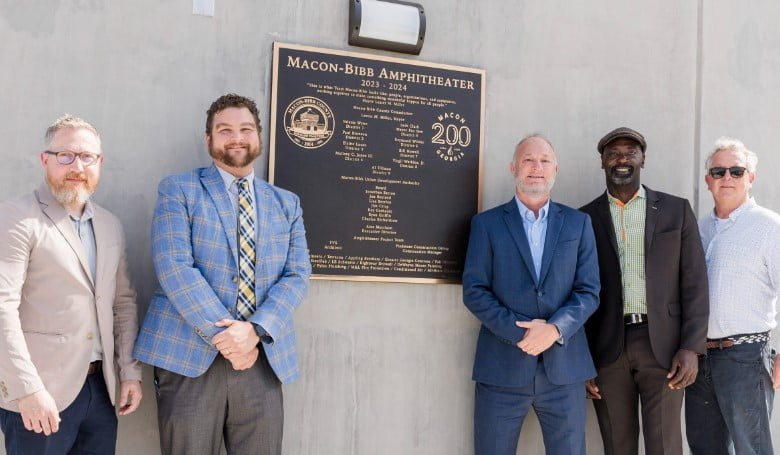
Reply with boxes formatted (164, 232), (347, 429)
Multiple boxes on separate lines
(349, 0), (426, 55)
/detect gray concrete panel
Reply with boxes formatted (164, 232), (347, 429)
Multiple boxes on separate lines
(1, 1), (778, 454)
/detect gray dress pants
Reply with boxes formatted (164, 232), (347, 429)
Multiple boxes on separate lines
(155, 349), (283, 455)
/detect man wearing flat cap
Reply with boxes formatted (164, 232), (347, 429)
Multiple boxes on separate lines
(579, 127), (709, 455)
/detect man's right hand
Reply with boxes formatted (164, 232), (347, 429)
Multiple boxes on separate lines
(225, 347), (259, 371)
(585, 379), (601, 400)
(18, 389), (60, 435)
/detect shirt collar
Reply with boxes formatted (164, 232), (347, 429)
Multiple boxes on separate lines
(709, 197), (756, 222)
(215, 165), (254, 192)
(69, 199), (95, 222)
(515, 196), (550, 223)
(607, 186), (645, 207)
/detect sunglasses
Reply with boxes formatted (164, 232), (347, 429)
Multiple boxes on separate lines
(708, 166), (747, 179)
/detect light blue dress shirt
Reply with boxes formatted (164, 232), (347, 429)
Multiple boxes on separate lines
(215, 166), (256, 266)
(700, 197), (780, 347)
(514, 196), (550, 280)
(69, 201), (102, 361)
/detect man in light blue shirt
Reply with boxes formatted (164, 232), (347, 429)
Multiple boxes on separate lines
(463, 134), (599, 455)
(686, 137), (780, 455)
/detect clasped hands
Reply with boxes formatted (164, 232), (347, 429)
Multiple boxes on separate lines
(515, 319), (560, 357)
(212, 319), (260, 371)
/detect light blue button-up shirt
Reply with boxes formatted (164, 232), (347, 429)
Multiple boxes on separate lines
(515, 196), (550, 280)
(69, 200), (102, 361)
(216, 166), (256, 217)
(700, 198), (780, 346)
(216, 166), (256, 265)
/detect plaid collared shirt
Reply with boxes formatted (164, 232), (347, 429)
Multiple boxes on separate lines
(700, 198), (780, 344)
(608, 187), (647, 315)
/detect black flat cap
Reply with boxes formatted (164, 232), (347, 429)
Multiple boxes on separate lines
(597, 127), (647, 154)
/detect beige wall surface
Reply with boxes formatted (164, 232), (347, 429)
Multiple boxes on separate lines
(1, 1), (779, 454)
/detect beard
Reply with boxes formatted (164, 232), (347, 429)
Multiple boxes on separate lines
(47, 171), (96, 206)
(516, 176), (556, 196)
(208, 138), (261, 168)
(607, 166), (639, 186)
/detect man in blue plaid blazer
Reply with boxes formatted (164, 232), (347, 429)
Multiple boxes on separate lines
(134, 94), (311, 455)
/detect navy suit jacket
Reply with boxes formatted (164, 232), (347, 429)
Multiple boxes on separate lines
(463, 199), (600, 387)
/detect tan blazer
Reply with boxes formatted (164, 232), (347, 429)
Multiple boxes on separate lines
(0, 183), (142, 412)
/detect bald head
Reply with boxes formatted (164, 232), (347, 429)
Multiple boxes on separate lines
(510, 134), (559, 197)
(513, 135), (557, 164)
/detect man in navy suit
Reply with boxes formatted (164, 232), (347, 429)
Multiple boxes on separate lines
(463, 135), (600, 455)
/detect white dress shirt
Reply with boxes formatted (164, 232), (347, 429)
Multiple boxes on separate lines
(700, 198), (780, 347)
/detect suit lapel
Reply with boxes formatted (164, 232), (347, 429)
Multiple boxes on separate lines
(595, 192), (620, 258)
(644, 185), (661, 251)
(538, 203), (563, 284)
(35, 184), (94, 290)
(253, 178), (271, 272)
(92, 208), (108, 288)
(201, 165), (238, 265)
(502, 199), (538, 285)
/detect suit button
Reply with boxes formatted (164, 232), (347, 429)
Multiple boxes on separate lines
(538, 292), (543, 297)
(86, 332), (94, 340)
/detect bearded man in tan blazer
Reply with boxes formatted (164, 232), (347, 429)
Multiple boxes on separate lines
(0, 115), (142, 455)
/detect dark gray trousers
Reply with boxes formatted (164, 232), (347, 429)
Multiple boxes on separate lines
(592, 324), (684, 455)
(155, 349), (283, 455)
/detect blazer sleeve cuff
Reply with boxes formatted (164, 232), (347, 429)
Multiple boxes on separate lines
(119, 361), (143, 382)
(6, 377), (45, 403)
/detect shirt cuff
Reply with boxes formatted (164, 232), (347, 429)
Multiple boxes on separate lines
(553, 323), (564, 345)
(251, 323), (273, 344)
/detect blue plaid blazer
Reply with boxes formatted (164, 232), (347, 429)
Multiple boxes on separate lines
(133, 164), (311, 383)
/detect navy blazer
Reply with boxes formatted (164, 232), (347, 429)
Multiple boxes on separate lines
(463, 199), (600, 387)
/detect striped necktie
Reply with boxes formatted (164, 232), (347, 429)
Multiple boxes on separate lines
(236, 178), (256, 320)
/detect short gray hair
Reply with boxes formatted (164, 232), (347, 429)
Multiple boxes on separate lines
(44, 114), (101, 149)
(704, 136), (757, 172)
(514, 134), (557, 163)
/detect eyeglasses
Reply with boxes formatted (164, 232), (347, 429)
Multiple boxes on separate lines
(708, 166), (747, 179)
(44, 151), (101, 166)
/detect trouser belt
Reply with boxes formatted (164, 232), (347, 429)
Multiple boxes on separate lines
(706, 332), (770, 350)
(87, 360), (102, 375)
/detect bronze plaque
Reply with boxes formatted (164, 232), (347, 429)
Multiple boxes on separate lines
(269, 43), (484, 283)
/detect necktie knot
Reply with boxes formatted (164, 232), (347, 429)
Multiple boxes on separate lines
(237, 177), (249, 191)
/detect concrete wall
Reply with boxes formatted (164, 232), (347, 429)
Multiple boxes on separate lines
(1, 1), (779, 453)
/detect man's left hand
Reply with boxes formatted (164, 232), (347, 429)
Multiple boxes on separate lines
(667, 349), (698, 390)
(117, 380), (143, 416)
(212, 319), (260, 358)
(515, 319), (560, 356)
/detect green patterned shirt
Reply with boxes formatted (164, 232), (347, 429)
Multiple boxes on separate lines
(608, 187), (647, 315)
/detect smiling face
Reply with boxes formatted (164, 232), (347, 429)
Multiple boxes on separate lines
(40, 127), (103, 210)
(705, 148), (754, 209)
(601, 137), (644, 188)
(509, 137), (558, 198)
(207, 107), (261, 172)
